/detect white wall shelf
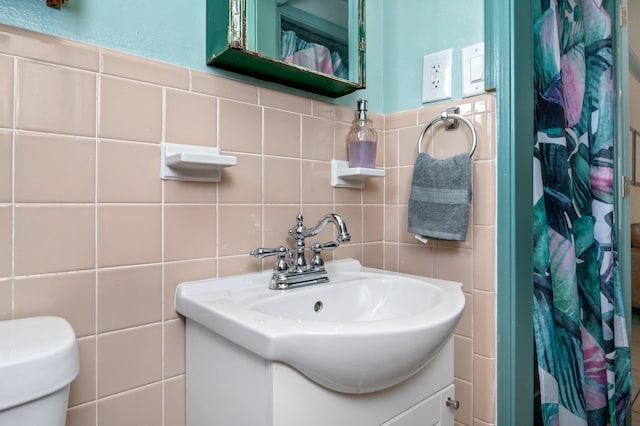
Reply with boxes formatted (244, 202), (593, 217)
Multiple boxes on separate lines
(161, 143), (237, 183)
(331, 160), (385, 189)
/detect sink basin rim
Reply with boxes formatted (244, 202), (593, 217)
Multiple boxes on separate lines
(175, 259), (465, 394)
(176, 266), (462, 339)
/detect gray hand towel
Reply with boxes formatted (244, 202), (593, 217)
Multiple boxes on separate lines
(408, 152), (472, 241)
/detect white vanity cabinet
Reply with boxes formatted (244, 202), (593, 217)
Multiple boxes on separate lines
(382, 384), (455, 425)
(185, 319), (457, 426)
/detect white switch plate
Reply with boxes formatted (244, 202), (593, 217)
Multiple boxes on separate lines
(422, 48), (453, 103)
(461, 42), (485, 97)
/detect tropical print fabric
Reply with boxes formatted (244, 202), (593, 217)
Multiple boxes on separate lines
(533, 0), (631, 424)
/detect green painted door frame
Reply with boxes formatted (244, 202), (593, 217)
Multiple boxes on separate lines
(487, 0), (630, 424)
(485, 0), (534, 423)
(612, 3), (631, 421)
(613, 1), (631, 341)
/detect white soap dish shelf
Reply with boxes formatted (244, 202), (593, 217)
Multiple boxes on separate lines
(161, 143), (237, 182)
(331, 160), (385, 189)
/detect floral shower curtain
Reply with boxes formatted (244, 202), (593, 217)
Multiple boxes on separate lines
(533, 0), (631, 425)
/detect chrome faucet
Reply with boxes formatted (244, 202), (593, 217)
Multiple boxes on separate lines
(250, 213), (351, 289)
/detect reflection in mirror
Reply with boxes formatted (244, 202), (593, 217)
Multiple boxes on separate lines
(207, 0), (365, 97)
(277, 1), (350, 80)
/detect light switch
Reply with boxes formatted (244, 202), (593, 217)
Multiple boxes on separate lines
(470, 55), (483, 82)
(461, 42), (485, 98)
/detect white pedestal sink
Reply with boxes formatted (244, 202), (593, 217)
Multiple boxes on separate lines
(176, 259), (465, 425)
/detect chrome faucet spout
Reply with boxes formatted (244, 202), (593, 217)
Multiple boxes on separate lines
(303, 213), (351, 243)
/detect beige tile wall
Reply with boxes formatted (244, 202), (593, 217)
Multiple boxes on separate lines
(0, 24), (496, 426)
(385, 96), (497, 426)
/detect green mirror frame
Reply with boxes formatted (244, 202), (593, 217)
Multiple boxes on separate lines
(206, 0), (366, 98)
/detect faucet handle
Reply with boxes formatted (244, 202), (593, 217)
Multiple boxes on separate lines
(274, 247), (293, 272)
(312, 241), (339, 251)
(310, 241), (338, 270)
(250, 246), (292, 259)
(250, 247), (279, 258)
(250, 246), (292, 272)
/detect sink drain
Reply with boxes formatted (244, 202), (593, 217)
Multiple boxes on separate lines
(314, 301), (323, 312)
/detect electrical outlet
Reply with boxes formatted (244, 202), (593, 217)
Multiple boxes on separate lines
(422, 49), (453, 103)
(430, 63), (442, 89)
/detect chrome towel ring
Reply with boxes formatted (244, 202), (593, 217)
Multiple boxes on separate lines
(417, 110), (477, 158)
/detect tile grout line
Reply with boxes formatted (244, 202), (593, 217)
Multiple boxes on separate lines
(160, 84), (167, 426)
(11, 55), (16, 319)
(216, 96), (221, 277)
(94, 47), (103, 425)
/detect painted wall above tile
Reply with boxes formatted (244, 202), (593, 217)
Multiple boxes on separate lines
(381, 0), (484, 114)
(0, 0), (204, 73)
(0, 0), (483, 114)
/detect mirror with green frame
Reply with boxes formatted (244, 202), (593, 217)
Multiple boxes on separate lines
(206, 0), (365, 98)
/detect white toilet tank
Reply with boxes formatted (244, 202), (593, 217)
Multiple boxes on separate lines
(0, 316), (79, 426)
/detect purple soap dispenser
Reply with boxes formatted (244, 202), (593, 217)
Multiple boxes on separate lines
(347, 99), (377, 168)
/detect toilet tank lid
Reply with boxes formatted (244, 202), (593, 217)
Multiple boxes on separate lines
(0, 316), (79, 411)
